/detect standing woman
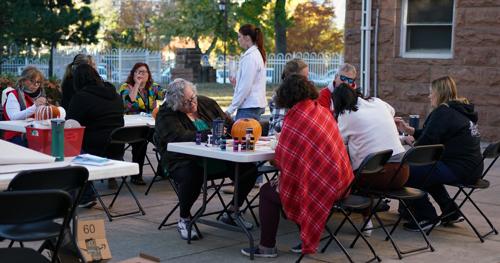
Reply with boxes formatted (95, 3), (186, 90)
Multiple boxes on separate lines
(225, 24), (267, 121)
(118, 62), (164, 185)
(61, 54), (96, 110)
(2, 66), (47, 145)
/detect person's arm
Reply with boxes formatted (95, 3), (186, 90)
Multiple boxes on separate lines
(414, 108), (447, 146)
(5, 93), (37, 120)
(118, 84), (140, 114)
(225, 57), (258, 115)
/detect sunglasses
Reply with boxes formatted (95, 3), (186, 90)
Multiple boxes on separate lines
(340, 75), (356, 84)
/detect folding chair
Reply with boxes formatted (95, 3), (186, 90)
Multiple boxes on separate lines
(0, 190), (73, 263)
(91, 126), (147, 221)
(311, 150), (392, 263)
(1, 166), (88, 255)
(427, 141), (500, 241)
(351, 145), (444, 259)
(145, 146), (166, 196)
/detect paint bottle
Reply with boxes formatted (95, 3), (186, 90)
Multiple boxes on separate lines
(233, 137), (239, 152)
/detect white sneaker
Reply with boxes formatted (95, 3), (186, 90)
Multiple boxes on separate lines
(362, 219), (373, 237)
(177, 219), (199, 240)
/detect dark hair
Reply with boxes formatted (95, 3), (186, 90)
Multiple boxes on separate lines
(275, 74), (318, 109)
(332, 83), (360, 120)
(239, 24), (266, 63)
(125, 62), (153, 88)
(72, 64), (104, 91)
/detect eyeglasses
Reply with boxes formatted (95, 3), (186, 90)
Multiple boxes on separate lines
(182, 95), (197, 106)
(339, 75), (356, 84)
(135, 70), (148, 75)
(30, 79), (42, 86)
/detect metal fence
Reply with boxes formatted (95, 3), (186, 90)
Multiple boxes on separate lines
(1, 48), (166, 84)
(207, 52), (343, 85)
(2, 50), (343, 85)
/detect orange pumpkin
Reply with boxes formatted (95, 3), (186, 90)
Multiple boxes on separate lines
(231, 118), (262, 142)
(35, 105), (60, 120)
(152, 107), (159, 119)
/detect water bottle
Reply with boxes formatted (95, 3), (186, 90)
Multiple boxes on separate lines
(51, 119), (65, 161)
(409, 115), (420, 130)
(212, 118), (224, 145)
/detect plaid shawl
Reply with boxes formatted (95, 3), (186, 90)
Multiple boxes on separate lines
(275, 99), (353, 254)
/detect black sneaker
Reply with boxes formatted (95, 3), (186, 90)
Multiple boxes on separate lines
(290, 243), (302, 254)
(441, 212), (465, 225)
(241, 246), (278, 258)
(219, 212), (253, 230)
(403, 219), (439, 232)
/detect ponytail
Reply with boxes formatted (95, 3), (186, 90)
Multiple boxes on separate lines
(239, 24), (266, 64)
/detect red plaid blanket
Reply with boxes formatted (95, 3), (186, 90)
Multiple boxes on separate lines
(275, 99), (353, 254)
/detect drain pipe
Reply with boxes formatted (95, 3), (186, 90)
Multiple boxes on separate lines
(360, 0), (373, 97)
(374, 8), (380, 97)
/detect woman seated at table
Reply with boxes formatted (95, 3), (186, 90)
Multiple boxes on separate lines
(241, 74), (354, 258)
(395, 76), (483, 231)
(61, 54), (96, 109)
(2, 66), (47, 145)
(332, 83), (409, 236)
(118, 62), (164, 185)
(66, 64), (125, 208)
(154, 78), (258, 241)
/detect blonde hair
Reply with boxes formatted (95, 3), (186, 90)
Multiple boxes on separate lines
(281, 58), (308, 80)
(16, 66), (44, 87)
(431, 76), (468, 106)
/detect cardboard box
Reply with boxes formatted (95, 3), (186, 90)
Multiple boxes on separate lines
(118, 253), (160, 263)
(76, 219), (112, 262)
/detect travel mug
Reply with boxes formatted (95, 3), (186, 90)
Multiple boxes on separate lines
(51, 119), (65, 161)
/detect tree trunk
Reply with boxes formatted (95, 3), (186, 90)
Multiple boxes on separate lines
(274, 0), (287, 54)
(203, 37), (218, 57)
(49, 41), (56, 78)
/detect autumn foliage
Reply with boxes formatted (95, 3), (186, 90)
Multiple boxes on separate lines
(287, 2), (344, 53)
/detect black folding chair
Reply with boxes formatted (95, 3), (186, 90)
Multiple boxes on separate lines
(91, 126), (147, 221)
(427, 141), (500, 241)
(145, 146), (167, 196)
(0, 190), (73, 263)
(310, 150), (392, 263)
(351, 144), (444, 259)
(1, 166), (88, 256)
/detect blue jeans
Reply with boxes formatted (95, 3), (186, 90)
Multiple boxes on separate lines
(235, 107), (265, 121)
(404, 161), (462, 221)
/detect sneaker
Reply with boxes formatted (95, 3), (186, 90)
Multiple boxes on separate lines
(177, 219), (199, 240)
(78, 200), (97, 209)
(362, 219), (373, 237)
(219, 212), (253, 230)
(441, 212), (465, 225)
(241, 246), (278, 258)
(290, 243), (302, 254)
(403, 219), (440, 232)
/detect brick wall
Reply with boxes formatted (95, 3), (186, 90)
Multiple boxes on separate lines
(344, 0), (500, 141)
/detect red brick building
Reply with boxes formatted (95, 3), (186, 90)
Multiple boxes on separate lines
(344, 0), (500, 141)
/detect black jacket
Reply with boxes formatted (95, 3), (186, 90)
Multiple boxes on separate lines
(154, 95), (232, 172)
(66, 82), (124, 159)
(415, 101), (483, 182)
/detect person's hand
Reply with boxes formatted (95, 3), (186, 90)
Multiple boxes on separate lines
(394, 117), (413, 135)
(229, 76), (236, 86)
(34, 97), (47, 106)
(401, 135), (415, 146)
(128, 84), (139, 102)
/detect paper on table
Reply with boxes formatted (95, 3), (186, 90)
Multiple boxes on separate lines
(0, 139), (55, 165)
(72, 154), (112, 166)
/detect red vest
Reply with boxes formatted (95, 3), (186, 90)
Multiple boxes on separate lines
(2, 89), (34, 140)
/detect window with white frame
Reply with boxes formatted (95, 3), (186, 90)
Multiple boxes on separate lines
(401, 0), (454, 58)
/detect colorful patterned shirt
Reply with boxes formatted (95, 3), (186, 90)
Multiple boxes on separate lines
(118, 82), (164, 114)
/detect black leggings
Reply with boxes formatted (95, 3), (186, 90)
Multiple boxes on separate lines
(170, 161), (258, 218)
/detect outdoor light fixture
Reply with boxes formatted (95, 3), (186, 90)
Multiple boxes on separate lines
(218, 0), (226, 12)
